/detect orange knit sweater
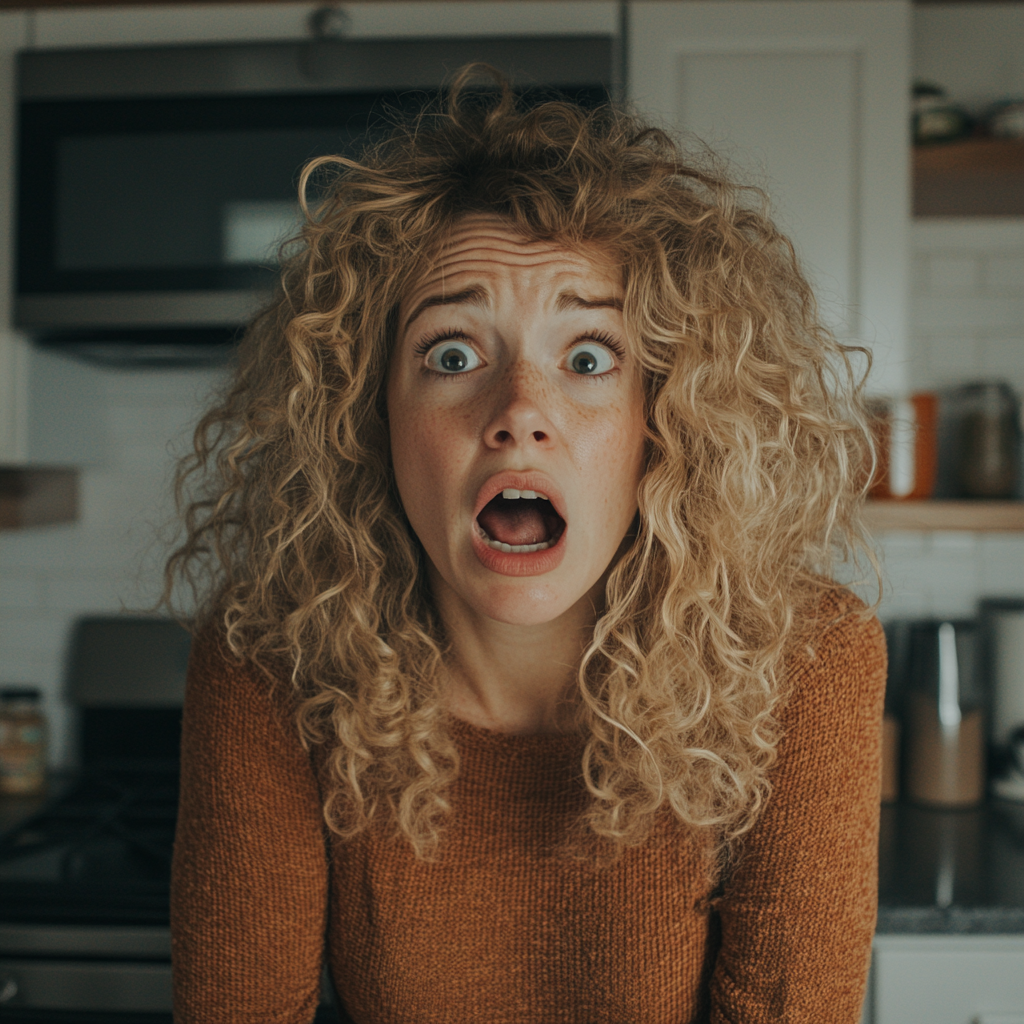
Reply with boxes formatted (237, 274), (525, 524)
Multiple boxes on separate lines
(170, 587), (886, 1024)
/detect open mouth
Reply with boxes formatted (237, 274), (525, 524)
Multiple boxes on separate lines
(476, 488), (566, 554)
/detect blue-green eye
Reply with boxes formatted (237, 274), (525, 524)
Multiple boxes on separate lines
(566, 343), (615, 376)
(425, 341), (481, 374)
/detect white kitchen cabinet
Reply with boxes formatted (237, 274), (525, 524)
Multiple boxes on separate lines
(868, 935), (1024, 1024)
(628, 0), (911, 397)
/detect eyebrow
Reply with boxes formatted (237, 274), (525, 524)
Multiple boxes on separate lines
(555, 292), (623, 313)
(402, 286), (488, 333)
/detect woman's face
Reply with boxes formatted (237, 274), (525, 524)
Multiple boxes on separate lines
(387, 215), (646, 627)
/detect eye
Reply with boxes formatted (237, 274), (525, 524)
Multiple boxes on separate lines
(425, 341), (481, 375)
(566, 342), (616, 376)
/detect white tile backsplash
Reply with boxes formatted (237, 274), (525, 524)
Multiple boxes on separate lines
(0, 364), (225, 766)
(875, 217), (1024, 625)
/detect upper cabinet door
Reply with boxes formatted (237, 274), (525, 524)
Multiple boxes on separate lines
(629, 0), (911, 395)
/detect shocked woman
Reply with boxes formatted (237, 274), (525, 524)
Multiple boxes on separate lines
(168, 68), (886, 1024)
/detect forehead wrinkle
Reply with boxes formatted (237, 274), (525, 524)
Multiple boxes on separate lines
(428, 247), (597, 275)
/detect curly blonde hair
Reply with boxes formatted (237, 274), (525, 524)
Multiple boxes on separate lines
(166, 66), (879, 869)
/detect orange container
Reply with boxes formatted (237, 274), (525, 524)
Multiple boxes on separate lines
(868, 392), (938, 500)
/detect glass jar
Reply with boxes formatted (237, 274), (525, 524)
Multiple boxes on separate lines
(0, 687), (47, 796)
(953, 382), (1022, 499)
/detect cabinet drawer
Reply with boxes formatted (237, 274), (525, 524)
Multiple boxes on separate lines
(871, 935), (1024, 1024)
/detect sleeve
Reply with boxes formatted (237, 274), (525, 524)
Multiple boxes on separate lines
(170, 633), (329, 1024)
(708, 589), (887, 1024)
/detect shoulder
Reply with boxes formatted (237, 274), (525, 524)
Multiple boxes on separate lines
(778, 582), (888, 735)
(183, 625), (299, 739)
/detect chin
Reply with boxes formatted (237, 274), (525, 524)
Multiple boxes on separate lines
(470, 580), (581, 628)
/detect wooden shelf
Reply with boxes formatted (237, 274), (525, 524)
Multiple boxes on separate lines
(864, 500), (1024, 533)
(0, 468), (78, 529)
(914, 138), (1024, 217)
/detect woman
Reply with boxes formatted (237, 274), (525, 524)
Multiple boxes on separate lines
(169, 67), (886, 1024)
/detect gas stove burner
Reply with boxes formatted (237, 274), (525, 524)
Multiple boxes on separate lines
(0, 763), (179, 926)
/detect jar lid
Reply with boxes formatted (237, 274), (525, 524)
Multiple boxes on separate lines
(0, 686), (42, 702)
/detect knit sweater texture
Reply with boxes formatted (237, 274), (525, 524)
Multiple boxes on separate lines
(170, 586), (887, 1024)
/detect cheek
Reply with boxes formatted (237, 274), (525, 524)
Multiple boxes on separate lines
(567, 395), (646, 515)
(388, 396), (471, 521)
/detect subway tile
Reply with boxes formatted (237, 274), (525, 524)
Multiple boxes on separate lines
(984, 254), (1024, 297)
(0, 614), (73, 660)
(912, 219), (1024, 254)
(41, 573), (129, 615)
(927, 255), (981, 296)
(878, 531), (929, 557)
(0, 650), (52, 689)
(910, 255), (930, 297)
(0, 525), (145, 572)
(878, 588), (928, 620)
(101, 365), (228, 406)
(977, 536), (1024, 600)
(911, 294), (1022, 334)
(920, 332), (979, 381)
(977, 334), (1024, 389)
(929, 531), (978, 553)
(0, 573), (44, 612)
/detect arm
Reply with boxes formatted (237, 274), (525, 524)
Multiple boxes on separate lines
(709, 589), (887, 1024)
(171, 633), (329, 1023)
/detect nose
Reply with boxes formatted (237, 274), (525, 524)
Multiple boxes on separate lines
(482, 363), (555, 451)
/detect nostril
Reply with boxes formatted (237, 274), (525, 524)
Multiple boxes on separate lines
(531, 430), (548, 442)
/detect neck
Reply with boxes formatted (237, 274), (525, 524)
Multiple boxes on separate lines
(429, 568), (602, 735)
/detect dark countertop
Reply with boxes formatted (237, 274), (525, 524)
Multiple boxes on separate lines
(3, 785), (1024, 935)
(878, 799), (1024, 934)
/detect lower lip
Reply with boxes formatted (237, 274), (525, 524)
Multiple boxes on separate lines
(471, 523), (568, 577)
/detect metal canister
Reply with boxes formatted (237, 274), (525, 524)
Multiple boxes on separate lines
(904, 620), (985, 808)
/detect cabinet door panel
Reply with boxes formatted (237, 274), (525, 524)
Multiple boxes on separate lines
(672, 48), (858, 337)
(629, 0), (911, 395)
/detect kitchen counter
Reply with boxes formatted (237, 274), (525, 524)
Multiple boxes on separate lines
(878, 799), (1024, 934)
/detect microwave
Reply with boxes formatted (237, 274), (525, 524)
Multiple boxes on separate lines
(15, 37), (611, 365)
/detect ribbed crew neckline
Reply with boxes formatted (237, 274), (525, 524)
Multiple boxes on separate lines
(446, 713), (584, 791)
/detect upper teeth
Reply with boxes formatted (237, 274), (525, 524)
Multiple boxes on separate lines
(502, 488), (549, 501)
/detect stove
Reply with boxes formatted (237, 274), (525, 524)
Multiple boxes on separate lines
(0, 770), (178, 1019)
(0, 617), (344, 1022)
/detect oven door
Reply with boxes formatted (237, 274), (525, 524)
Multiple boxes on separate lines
(0, 924), (344, 1022)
